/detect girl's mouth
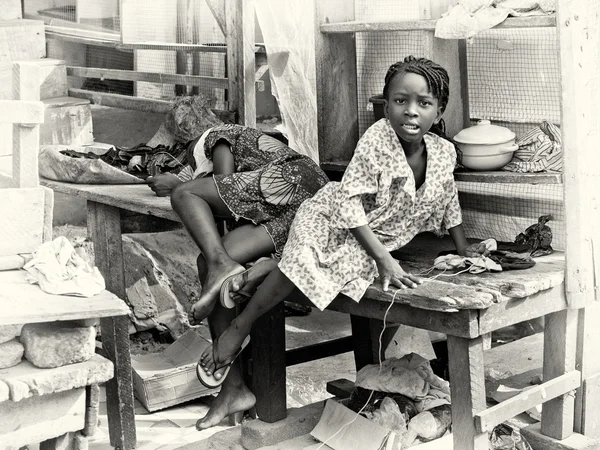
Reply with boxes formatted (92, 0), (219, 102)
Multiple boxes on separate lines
(402, 124), (419, 132)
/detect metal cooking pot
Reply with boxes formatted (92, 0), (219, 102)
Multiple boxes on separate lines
(454, 120), (517, 171)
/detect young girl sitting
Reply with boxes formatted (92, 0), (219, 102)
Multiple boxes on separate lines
(195, 56), (487, 428)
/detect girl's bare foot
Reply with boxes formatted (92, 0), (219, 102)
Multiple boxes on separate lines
(227, 257), (278, 304)
(199, 320), (250, 380)
(196, 382), (256, 430)
(189, 261), (245, 324)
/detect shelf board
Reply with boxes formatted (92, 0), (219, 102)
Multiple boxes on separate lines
(321, 161), (563, 184)
(454, 171), (562, 184)
(320, 15), (556, 34)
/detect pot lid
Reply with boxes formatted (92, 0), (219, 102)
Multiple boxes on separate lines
(454, 120), (515, 145)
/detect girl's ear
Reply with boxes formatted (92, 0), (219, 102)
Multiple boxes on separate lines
(434, 106), (443, 124)
(383, 98), (389, 119)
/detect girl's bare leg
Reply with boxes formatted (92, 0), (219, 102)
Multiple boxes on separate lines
(199, 267), (295, 380)
(189, 220), (275, 323)
(195, 225), (274, 429)
(172, 178), (274, 321)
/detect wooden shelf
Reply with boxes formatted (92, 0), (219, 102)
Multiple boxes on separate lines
(321, 161), (563, 184)
(320, 15), (556, 34)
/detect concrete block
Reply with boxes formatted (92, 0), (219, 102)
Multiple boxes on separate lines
(241, 402), (326, 450)
(0, 324), (22, 344)
(0, 388), (85, 448)
(0, 20), (45, 62)
(20, 322), (96, 368)
(0, 339), (24, 369)
(0, 0), (21, 20)
(41, 97), (94, 146)
(0, 59), (68, 101)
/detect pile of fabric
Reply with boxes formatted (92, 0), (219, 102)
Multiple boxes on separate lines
(346, 354), (452, 447)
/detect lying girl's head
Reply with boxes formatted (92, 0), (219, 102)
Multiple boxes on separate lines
(382, 56), (450, 144)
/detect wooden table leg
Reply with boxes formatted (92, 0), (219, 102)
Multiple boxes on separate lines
(350, 315), (374, 371)
(88, 201), (137, 449)
(447, 335), (488, 450)
(251, 301), (287, 423)
(541, 309), (578, 440)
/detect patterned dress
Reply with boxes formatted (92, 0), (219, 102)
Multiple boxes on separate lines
(278, 119), (463, 310)
(203, 124), (329, 255)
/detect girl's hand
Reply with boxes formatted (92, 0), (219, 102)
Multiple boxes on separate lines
(147, 173), (182, 197)
(376, 254), (422, 291)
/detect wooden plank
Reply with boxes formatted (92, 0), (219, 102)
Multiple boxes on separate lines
(41, 181), (179, 222)
(521, 423), (600, 450)
(325, 378), (355, 399)
(455, 171), (563, 184)
(575, 302), (600, 438)
(251, 301), (287, 422)
(0, 19), (46, 62)
(0, 188), (45, 256)
(46, 31), (130, 51)
(120, 211), (182, 234)
(225, 0), (256, 127)
(0, 388), (85, 449)
(285, 336), (353, 367)
(0, 100), (44, 123)
(447, 335), (488, 450)
(557, 0), (600, 308)
(315, 0), (358, 163)
(0, 270), (129, 325)
(475, 371), (581, 433)
(84, 384), (100, 437)
(541, 309), (578, 440)
(42, 186), (54, 243)
(328, 296), (480, 338)
(319, 15), (556, 33)
(350, 314), (374, 370)
(67, 88), (236, 123)
(13, 122), (41, 187)
(0, 0), (21, 20)
(479, 284), (567, 334)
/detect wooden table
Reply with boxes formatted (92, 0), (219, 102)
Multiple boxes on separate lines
(0, 269), (130, 449)
(41, 180), (590, 450)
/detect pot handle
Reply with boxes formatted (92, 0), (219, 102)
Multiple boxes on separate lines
(498, 144), (519, 154)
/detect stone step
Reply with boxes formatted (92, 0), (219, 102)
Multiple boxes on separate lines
(40, 96), (94, 146)
(0, 20), (45, 62)
(0, 58), (68, 101)
(0, 0), (21, 20)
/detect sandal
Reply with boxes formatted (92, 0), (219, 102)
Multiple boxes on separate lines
(219, 268), (253, 309)
(196, 335), (251, 389)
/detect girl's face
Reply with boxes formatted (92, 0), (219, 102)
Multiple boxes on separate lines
(384, 72), (443, 147)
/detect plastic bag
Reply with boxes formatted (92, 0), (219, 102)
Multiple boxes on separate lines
(367, 397), (408, 436)
(490, 423), (533, 450)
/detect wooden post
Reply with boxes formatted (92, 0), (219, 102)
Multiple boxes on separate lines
(12, 61), (41, 189)
(314, 0), (358, 163)
(541, 309), (578, 440)
(225, 0), (256, 127)
(87, 201), (136, 449)
(350, 315), (374, 370)
(557, 0), (600, 439)
(447, 335), (488, 450)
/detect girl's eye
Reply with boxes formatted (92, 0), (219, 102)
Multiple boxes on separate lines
(420, 101), (432, 107)
(395, 99), (406, 104)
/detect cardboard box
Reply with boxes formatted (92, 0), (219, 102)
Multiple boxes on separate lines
(131, 329), (219, 412)
(311, 399), (453, 450)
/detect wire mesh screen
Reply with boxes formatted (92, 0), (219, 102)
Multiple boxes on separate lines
(467, 27), (561, 124)
(355, 0), (422, 135)
(31, 0), (226, 106)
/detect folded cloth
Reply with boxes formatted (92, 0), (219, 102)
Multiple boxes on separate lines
(23, 236), (105, 297)
(502, 121), (562, 173)
(435, 0), (556, 40)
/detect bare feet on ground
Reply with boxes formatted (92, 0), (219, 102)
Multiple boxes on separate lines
(189, 261), (245, 324)
(196, 382), (256, 430)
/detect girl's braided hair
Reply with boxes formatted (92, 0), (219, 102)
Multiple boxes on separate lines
(383, 55), (451, 141)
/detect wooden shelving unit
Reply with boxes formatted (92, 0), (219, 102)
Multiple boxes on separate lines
(315, 1), (600, 450)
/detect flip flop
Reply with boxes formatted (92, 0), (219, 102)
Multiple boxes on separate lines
(196, 335), (251, 389)
(219, 268), (252, 309)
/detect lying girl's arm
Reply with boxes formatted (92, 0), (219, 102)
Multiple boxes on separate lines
(350, 225), (421, 290)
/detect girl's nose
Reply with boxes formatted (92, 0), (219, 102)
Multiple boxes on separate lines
(405, 100), (418, 116)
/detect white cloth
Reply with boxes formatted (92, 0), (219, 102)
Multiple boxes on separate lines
(23, 236), (105, 297)
(435, 0), (556, 40)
